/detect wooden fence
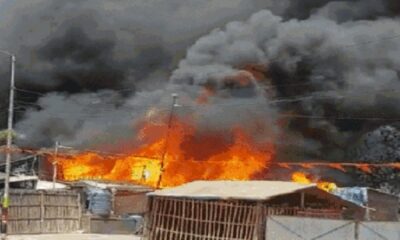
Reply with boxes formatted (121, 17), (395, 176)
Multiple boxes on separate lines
(5, 190), (81, 234)
(144, 197), (345, 240)
(145, 197), (264, 240)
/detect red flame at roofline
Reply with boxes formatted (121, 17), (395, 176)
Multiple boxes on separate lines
(291, 172), (337, 192)
(56, 116), (275, 188)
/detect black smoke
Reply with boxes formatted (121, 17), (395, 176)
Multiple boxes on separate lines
(0, 0), (400, 194)
(0, 0), (282, 146)
(170, 2), (400, 193)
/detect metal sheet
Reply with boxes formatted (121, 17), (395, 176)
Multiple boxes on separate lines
(149, 180), (316, 200)
(266, 216), (355, 240)
(359, 222), (400, 240)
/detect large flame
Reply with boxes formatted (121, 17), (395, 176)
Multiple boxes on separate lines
(291, 172), (337, 192)
(56, 116), (275, 188)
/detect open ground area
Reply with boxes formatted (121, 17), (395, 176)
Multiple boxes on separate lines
(9, 234), (140, 240)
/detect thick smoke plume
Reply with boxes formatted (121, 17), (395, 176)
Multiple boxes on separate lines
(0, 0), (399, 193)
(171, 1), (400, 191)
(0, 0), (281, 146)
(172, 6), (400, 161)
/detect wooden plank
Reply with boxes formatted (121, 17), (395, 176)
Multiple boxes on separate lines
(191, 199), (195, 240)
(248, 205), (258, 240)
(238, 204), (246, 239)
(205, 201), (210, 239)
(150, 197), (160, 239)
(210, 201), (215, 239)
(229, 202), (239, 239)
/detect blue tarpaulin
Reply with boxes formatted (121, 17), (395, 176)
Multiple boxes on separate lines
(332, 187), (368, 207)
(86, 188), (112, 216)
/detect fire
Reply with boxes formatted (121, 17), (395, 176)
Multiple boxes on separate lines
(56, 117), (275, 188)
(196, 86), (216, 104)
(291, 172), (337, 192)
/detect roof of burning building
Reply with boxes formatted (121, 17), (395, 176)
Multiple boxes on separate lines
(70, 180), (154, 192)
(149, 180), (317, 201)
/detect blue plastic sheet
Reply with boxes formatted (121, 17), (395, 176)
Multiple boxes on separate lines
(333, 187), (368, 207)
(86, 188), (112, 216)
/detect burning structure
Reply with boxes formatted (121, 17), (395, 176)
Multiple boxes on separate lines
(0, 0), (400, 214)
(53, 117), (275, 189)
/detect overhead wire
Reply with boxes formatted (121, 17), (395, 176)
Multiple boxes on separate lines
(14, 88), (45, 96)
(1, 145), (398, 164)
(3, 34), (400, 124)
(1, 31), (400, 184)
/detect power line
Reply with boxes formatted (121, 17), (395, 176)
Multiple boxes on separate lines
(10, 102), (400, 121)
(3, 146), (399, 166)
(14, 88), (45, 96)
(14, 100), (41, 107)
(10, 83), (400, 112)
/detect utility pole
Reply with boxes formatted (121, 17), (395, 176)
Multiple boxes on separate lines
(156, 93), (179, 189)
(0, 50), (15, 240)
(52, 141), (72, 189)
(52, 141), (59, 190)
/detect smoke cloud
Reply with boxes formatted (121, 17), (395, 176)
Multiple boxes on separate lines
(0, 0), (399, 192)
(172, 6), (400, 161)
(0, 0), (282, 146)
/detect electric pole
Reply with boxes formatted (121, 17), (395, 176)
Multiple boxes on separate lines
(156, 93), (179, 189)
(0, 50), (15, 240)
(52, 141), (72, 189)
(52, 141), (59, 190)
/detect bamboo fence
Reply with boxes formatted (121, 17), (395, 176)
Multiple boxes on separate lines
(145, 197), (263, 240)
(144, 197), (345, 240)
(5, 190), (81, 234)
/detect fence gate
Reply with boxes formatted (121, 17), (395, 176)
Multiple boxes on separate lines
(358, 222), (400, 240)
(266, 216), (355, 240)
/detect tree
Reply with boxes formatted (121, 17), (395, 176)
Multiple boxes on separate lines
(0, 130), (16, 141)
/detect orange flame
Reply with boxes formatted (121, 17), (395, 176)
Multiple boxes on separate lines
(277, 163), (291, 169)
(389, 163), (400, 169)
(291, 172), (337, 192)
(356, 164), (372, 173)
(196, 87), (216, 104)
(300, 163), (313, 169)
(328, 163), (347, 172)
(57, 117), (275, 188)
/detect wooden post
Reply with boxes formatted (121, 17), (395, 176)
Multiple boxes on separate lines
(354, 221), (359, 240)
(300, 192), (305, 209)
(110, 188), (116, 216)
(255, 202), (264, 240)
(77, 193), (81, 231)
(40, 191), (44, 233)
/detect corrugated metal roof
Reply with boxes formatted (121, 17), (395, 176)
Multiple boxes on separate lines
(149, 181), (317, 200)
(72, 180), (154, 192)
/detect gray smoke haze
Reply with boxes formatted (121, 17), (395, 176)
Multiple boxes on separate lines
(0, 0), (400, 192)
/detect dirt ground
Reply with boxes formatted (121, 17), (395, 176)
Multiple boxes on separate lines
(8, 234), (141, 240)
